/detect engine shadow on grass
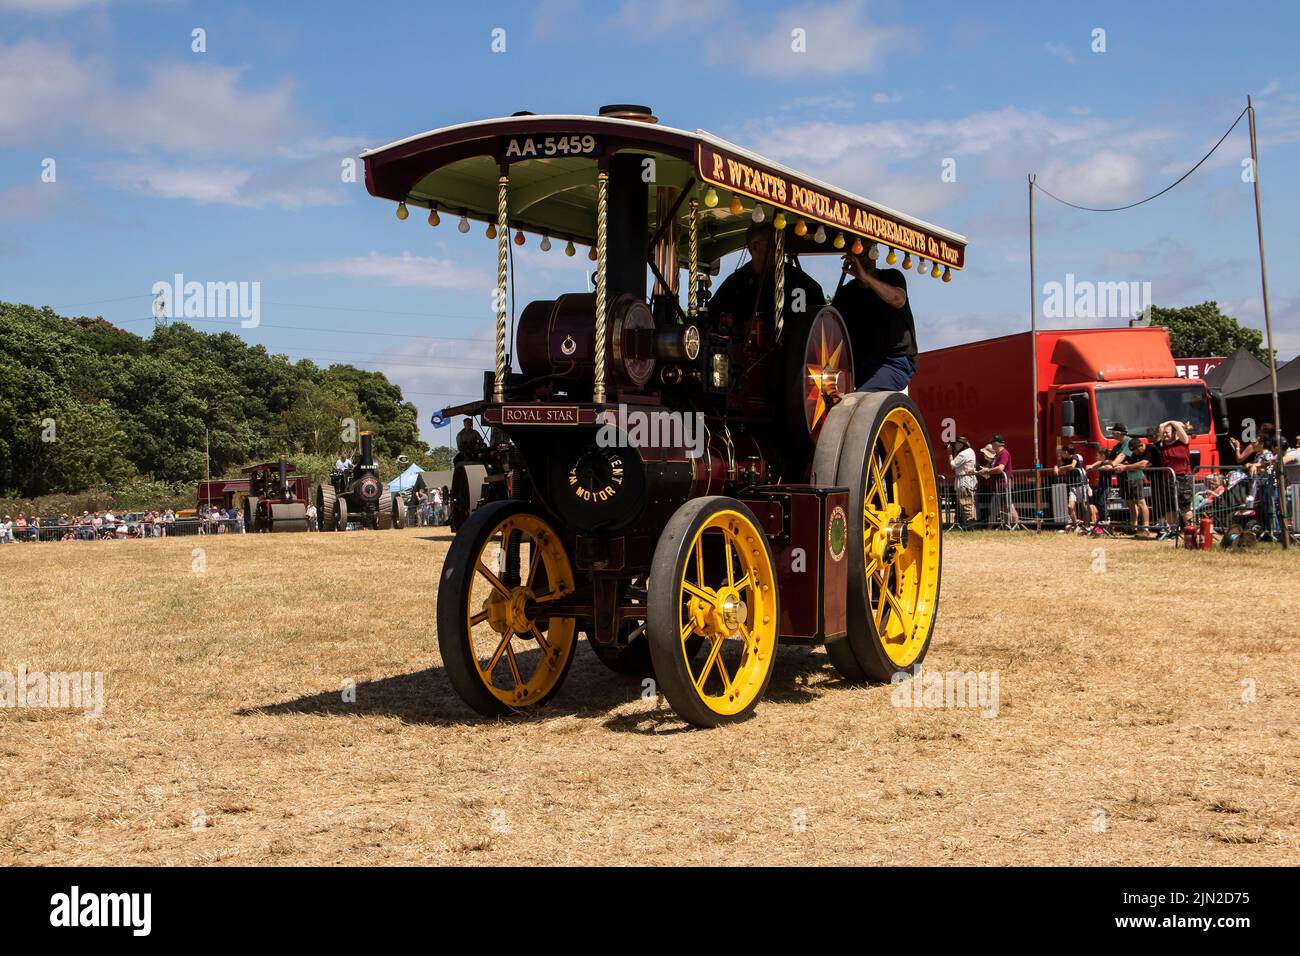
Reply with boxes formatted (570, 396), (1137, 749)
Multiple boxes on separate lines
(240, 644), (843, 731)
(599, 645), (834, 734)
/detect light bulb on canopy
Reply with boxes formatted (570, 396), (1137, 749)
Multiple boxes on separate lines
(457, 213), (470, 234)
(427, 206), (440, 227)
(832, 232), (846, 250)
(540, 234), (552, 252)
(942, 266), (952, 282)
(902, 254), (913, 270)
(772, 212), (787, 230)
(564, 239), (576, 257)
(728, 195), (743, 215)
(751, 205), (766, 223)
(794, 219), (808, 237)
(886, 247), (897, 265)
(813, 225), (826, 244)
(704, 188), (719, 208)
(395, 202), (409, 221)
(485, 223), (497, 239)
(514, 229), (525, 246)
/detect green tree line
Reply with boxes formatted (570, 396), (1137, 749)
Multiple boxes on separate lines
(0, 301), (438, 498)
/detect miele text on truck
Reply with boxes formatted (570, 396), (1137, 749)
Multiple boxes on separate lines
(910, 328), (1224, 471)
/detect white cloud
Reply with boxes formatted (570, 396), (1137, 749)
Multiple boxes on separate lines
(0, 40), (99, 140)
(608, 0), (731, 35)
(0, 0), (107, 11)
(707, 0), (915, 76)
(0, 39), (363, 210)
(1038, 149), (1144, 205)
(92, 63), (302, 158)
(1043, 42), (1076, 65)
(0, 41), (302, 155)
(293, 252), (492, 291)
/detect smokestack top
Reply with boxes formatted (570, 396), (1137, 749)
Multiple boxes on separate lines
(599, 104), (657, 124)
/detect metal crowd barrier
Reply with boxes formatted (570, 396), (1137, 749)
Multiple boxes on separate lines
(1190, 462), (1298, 539)
(1, 518), (204, 541)
(938, 459), (1298, 541)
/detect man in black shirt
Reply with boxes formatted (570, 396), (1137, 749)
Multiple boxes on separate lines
(707, 221), (824, 329)
(832, 245), (917, 391)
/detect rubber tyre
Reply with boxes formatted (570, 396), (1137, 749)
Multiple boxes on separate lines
(646, 496), (779, 728)
(436, 500), (578, 717)
(835, 391), (942, 682)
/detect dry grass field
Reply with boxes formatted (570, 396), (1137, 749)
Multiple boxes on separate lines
(1, 527), (1296, 866)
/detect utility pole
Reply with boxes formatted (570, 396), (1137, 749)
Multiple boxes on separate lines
(1247, 95), (1289, 548)
(1029, 174), (1042, 526)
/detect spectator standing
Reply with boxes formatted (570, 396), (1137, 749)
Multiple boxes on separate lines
(306, 502), (318, 532)
(1053, 442), (1089, 530)
(0, 515), (12, 544)
(977, 436), (1017, 528)
(947, 437), (978, 528)
(14, 515), (27, 542)
(431, 486), (444, 525)
(1117, 434), (1158, 536)
(1156, 420), (1193, 529)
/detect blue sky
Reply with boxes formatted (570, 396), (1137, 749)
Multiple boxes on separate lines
(3, 0), (1298, 447)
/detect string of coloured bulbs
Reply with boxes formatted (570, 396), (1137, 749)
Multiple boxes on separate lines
(392, 188), (953, 282)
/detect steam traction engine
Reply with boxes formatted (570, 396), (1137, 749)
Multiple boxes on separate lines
(317, 431), (402, 531)
(242, 458), (311, 533)
(362, 105), (966, 726)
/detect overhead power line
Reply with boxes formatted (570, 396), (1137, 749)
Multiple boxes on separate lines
(1032, 105), (1249, 212)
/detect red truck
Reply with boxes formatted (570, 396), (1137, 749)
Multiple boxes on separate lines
(909, 327), (1223, 472)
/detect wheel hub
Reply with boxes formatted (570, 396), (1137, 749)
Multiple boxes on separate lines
(483, 586), (537, 635)
(870, 503), (909, 564)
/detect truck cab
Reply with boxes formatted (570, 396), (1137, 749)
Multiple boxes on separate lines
(1045, 330), (1219, 468)
(1054, 380), (1218, 466)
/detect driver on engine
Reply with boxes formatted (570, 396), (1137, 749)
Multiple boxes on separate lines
(707, 220), (824, 331)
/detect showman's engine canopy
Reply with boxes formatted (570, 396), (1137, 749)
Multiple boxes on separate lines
(361, 105), (967, 727)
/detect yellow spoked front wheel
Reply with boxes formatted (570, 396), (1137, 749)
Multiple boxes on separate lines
(826, 392), (941, 681)
(436, 501), (578, 716)
(647, 497), (779, 727)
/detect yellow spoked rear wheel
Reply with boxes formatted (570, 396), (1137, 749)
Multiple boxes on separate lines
(437, 501), (578, 716)
(826, 392), (941, 681)
(647, 497), (779, 727)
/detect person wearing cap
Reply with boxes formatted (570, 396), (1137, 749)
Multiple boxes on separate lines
(0, 515), (12, 545)
(708, 220), (826, 334)
(947, 436), (978, 527)
(977, 436), (1017, 527)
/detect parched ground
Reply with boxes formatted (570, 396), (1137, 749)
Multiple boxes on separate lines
(0, 527), (1295, 866)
